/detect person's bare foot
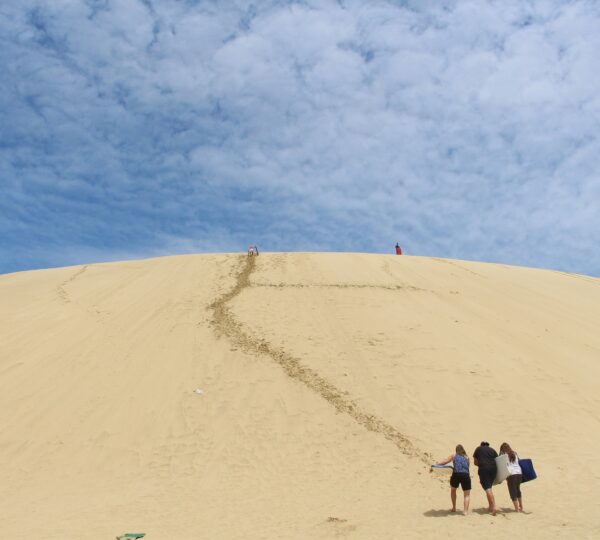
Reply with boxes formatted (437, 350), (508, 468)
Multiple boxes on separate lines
(491, 507), (497, 516)
(451, 508), (456, 513)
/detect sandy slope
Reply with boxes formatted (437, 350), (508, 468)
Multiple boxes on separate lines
(0, 253), (598, 539)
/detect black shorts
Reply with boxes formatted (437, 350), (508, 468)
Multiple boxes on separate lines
(450, 472), (471, 491)
(478, 467), (497, 490)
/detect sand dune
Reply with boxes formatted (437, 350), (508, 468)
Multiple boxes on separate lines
(1, 253), (599, 539)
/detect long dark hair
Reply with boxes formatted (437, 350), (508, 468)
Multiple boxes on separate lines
(500, 442), (517, 463)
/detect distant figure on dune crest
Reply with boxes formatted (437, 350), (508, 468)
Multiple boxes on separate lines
(500, 442), (524, 512)
(395, 243), (402, 255)
(473, 441), (498, 515)
(247, 245), (259, 257)
(435, 444), (471, 515)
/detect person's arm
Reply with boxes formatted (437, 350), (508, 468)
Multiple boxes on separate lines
(436, 454), (454, 466)
(473, 448), (479, 466)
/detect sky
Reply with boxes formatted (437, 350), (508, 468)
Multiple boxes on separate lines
(1, 0), (599, 276)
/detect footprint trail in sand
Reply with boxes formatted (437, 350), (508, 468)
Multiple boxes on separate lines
(209, 255), (432, 465)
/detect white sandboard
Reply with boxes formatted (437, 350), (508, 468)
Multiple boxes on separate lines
(494, 454), (510, 485)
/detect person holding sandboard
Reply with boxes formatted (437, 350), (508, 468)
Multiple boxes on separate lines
(500, 442), (524, 512)
(473, 441), (499, 515)
(434, 444), (472, 515)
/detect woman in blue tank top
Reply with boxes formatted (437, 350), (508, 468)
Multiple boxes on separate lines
(435, 444), (472, 515)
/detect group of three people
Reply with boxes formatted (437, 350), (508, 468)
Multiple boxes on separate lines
(436, 441), (524, 516)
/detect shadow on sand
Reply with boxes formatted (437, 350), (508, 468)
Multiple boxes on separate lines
(423, 509), (462, 518)
(473, 507), (530, 516)
(471, 507), (500, 516)
(424, 507), (526, 518)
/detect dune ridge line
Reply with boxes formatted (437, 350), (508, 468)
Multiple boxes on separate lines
(209, 254), (432, 466)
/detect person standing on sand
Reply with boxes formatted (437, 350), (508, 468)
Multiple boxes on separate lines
(435, 444), (471, 515)
(500, 442), (523, 512)
(395, 243), (402, 255)
(473, 441), (498, 515)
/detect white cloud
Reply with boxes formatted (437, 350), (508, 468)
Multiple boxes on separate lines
(0, 0), (599, 275)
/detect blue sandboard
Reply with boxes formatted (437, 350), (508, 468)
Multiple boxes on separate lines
(519, 458), (537, 482)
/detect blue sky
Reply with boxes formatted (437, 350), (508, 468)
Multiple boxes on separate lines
(1, 0), (599, 276)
